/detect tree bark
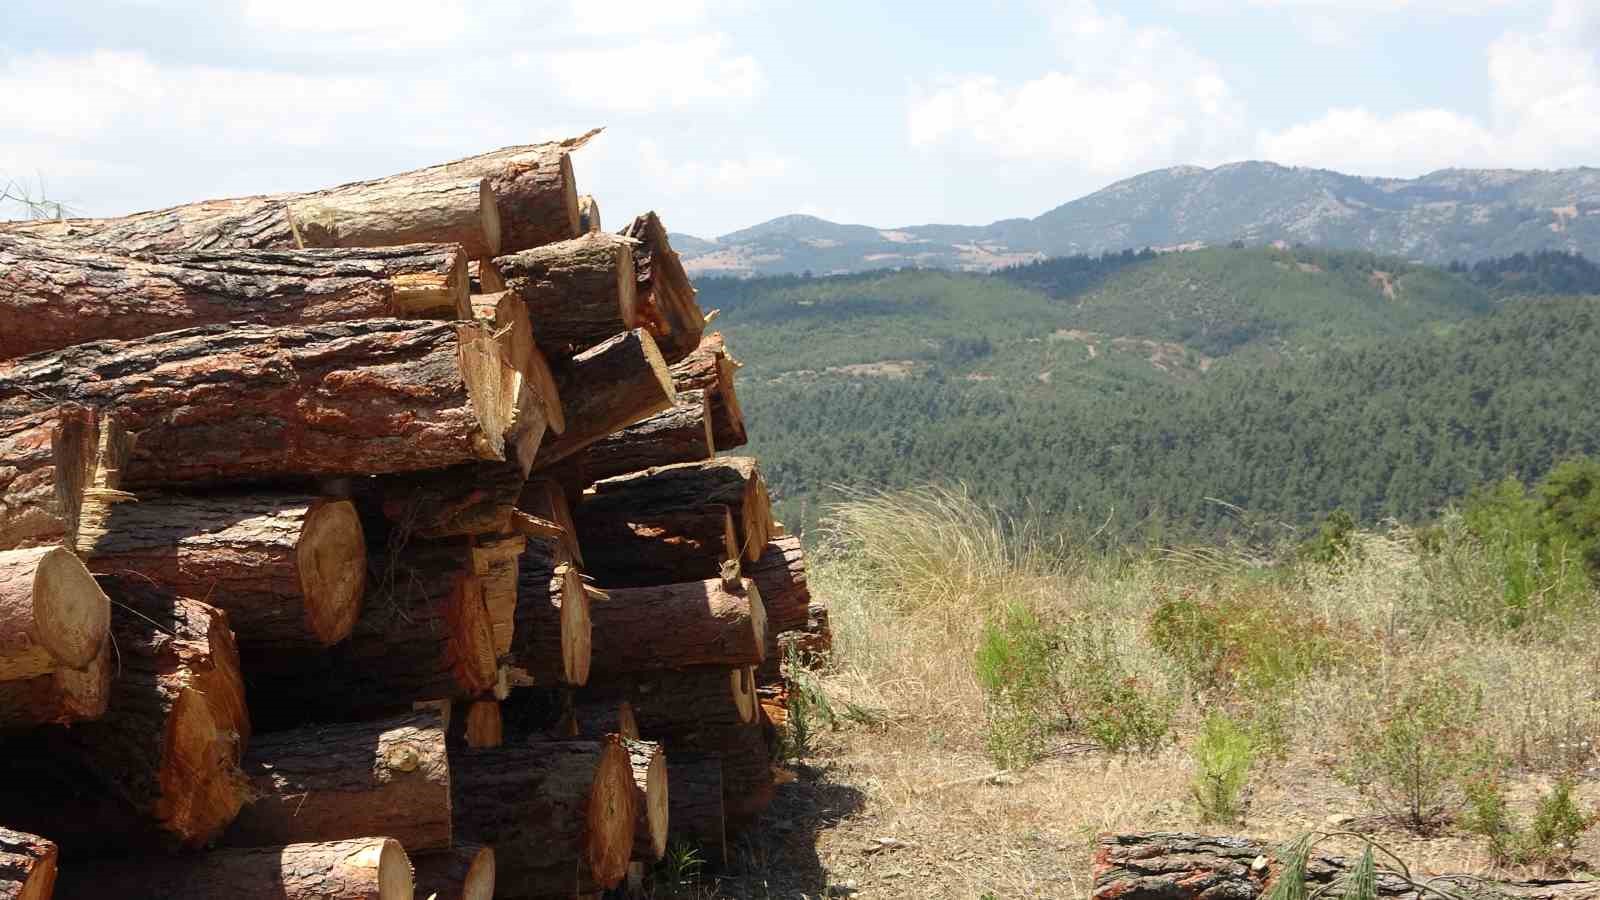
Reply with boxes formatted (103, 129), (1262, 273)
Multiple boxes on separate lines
(450, 737), (636, 895)
(415, 131), (593, 253)
(53, 837), (413, 900)
(669, 332), (747, 451)
(536, 389), (712, 492)
(80, 493), (367, 651)
(511, 540), (591, 687)
(497, 232), (639, 360)
(0, 235), (470, 359)
(666, 751), (727, 868)
(534, 329), (677, 471)
(718, 720), (776, 826)
(617, 212), (705, 365)
(0, 546), (110, 683)
(222, 710), (450, 852)
(747, 537), (812, 683)
(517, 479), (584, 567)
(581, 457), (772, 564)
(575, 503), (739, 589)
(0, 826), (56, 900)
(413, 844), (495, 900)
(1091, 832), (1600, 900)
(287, 176), (501, 260)
(366, 461), (527, 540)
(579, 195), (602, 234)
(587, 576), (766, 678)
(614, 666), (759, 741)
(0, 319), (519, 486)
(626, 739), (669, 862)
(0, 405), (132, 554)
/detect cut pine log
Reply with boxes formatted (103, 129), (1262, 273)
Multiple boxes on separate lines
(576, 502), (738, 589)
(413, 844), (495, 900)
(618, 212), (705, 365)
(450, 738), (636, 895)
(80, 493), (367, 651)
(53, 837), (413, 900)
(367, 461), (527, 540)
(0, 546), (110, 683)
(472, 533), (525, 658)
(537, 389), (713, 492)
(666, 752), (727, 868)
(669, 332), (747, 450)
(619, 666), (759, 741)
(472, 289), (565, 435)
(497, 231), (640, 360)
(626, 739), (669, 862)
(0, 405), (131, 554)
(222, 710), (450, 851)
(0, 826), (57, 900)
(0, 319), (520, 486)
(581, 457), (772, 567)
(511, 539), (591, 687)
(720, 719), (777, 825)
(579, 195), (602, 234)
(747, 537), (811, 682)
(287, 176), (501, 259)
(534, 328), (677, 471)
(587, 576), (766, 678)
(0, 235), (469, 358)
(518, 479), (584, 566)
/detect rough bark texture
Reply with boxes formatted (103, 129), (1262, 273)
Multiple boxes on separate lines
(617, 212), (705, 365)
(575, 503), (738, 589)
(53, 837), (413, 900)
(587, 576), (766, 677)
(367, 461), (527, 540)
(518, 480), (584, 567)
(747, 537), (812, 683)
(449, 738), (636, 895)
(609, 666), (758, 742)
(579, 195), (602, 234)
(1091, 832), (1600, 900)
(665, 751), (727, 868)
(582, 457), (771, 564)
(287, 176), (500, 260)
(511, 539), (591, 687)
(626, 739), (669, 862)
(223, 711), (450, 852)
(0, 827), (56, 900)
(243, 541), (495, 729)
(0, 319), (518, 486)
(0, 546), (109, 683)
(413, 132), (593, 253)
(534, 328), (676, 471)
(2, 194), (299, 255)
(0, 405), (132, 553)
(668, 332), (747, 451)
(0, 235), (469, 358)
(537, 389), (712, 492)
(496, 232), (639, 360)
(717, 721), (776, 826)
(413, 844), (495, 900)
(80, 493), (367, 651)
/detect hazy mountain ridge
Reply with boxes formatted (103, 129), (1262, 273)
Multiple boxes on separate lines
(675, 162), (1600, 277)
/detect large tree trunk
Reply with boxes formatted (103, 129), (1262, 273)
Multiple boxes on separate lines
(534, 329), (677, 472)
(511, 540), (591, 687)
(496, 232), (639, 361)
(0, 236), (469, 358)
(617, 212), (705, 365)
(53, 837), (413, 900)
(0, 319), (520, 485)
(0, 546), (110, 683)
(0, 405), (132, 553)
(747, 537), (811, 683)
(450, 738), (636, 895)
(587, 576), (766, 678)
(666, 752), (727, 868)
(287, 176), (501, 260)
(626, 739), (669, 862)
(222, 710), (450, 852)
(669, 332), (747, 451)
(413, 844), (495, 900)
(1091, 832), (1600, 900)
(243, 541), (495, 729)
(536, 389), (712, 492)
(576, 502), (739, 590)
(79, 493), (367, 651)
(0, 827), (57, 900)
(580, 457), (772, 566)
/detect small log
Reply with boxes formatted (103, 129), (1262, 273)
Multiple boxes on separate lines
(581, 457), (772, 566)
(626, 739), (669, 862)
(511, 539), (591, 687)
(669, 332), (747, 451)
(537, 389), (712, 492)
(579, 195), (602, 234)
(0, 235), (470, 358)
(587, 576), (766, 678)
(428, 131), (594, 253)
(497, 232), (639, 360)
(666, 752), (727, 868)
(534, 328), (677, 472)
(450, 737), (636, 894)
(53, 837), (413, 900)
(0, 319), (519, 486)
(414, 844), (495, 900)
(288, 176), (501, 260)
(748, 537), (811, 683)
(518, 479), (583, 566)
(223, 710), (450, 851)
(618, 212), (705, 365)
(575, 503), (738, 588)
(464, 698), (504, 748)
(80, 493), (367, 651)
(0, 546), (109, 683)
(0, 826), (56, 900)
(616, 666), (758, 742)
(0, 405), (131, 553)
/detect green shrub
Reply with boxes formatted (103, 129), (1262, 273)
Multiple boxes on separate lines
(1192, 712), (1254, 824)
(975, 602), (1060, 768)
(1461, 475), (1593, 628)
(1300, 508), (1360, 567)
(1466, 775), (1594, 868)
(1339, 676), (1490, 832)
(1148, 588), (1350, 696)
(1059, 619), (1176, 753)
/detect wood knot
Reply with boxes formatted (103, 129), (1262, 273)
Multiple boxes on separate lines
(384, 744), (420, 773)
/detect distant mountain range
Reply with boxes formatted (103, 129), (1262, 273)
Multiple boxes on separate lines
(673, 161), (1600, 277)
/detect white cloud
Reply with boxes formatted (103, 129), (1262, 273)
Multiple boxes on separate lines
(240, 0), (472, 48)
(1257, 107), (1495, 174)
(568, 0), (712, 35)
(547, 34), (764, 111)
(638, 139), (793, 194)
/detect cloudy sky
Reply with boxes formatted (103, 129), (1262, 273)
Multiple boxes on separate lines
(0, 0), (1595, 238)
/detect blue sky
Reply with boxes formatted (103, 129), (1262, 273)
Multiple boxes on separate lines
(0, 1), (1594, 238)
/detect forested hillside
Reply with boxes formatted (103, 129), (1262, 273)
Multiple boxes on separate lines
(704, 247), (1600, 540)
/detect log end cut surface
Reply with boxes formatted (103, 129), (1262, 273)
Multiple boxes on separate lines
(563, 566), (593, 686)
(589, 738), (638, 890)
(375, 838), (415, 900)
(29, 546), (111, 671)
(640, 743), (669, 860)
(296, 499), (368, 645)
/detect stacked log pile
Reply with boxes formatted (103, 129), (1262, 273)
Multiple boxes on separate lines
(0, 132), (830, 898)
